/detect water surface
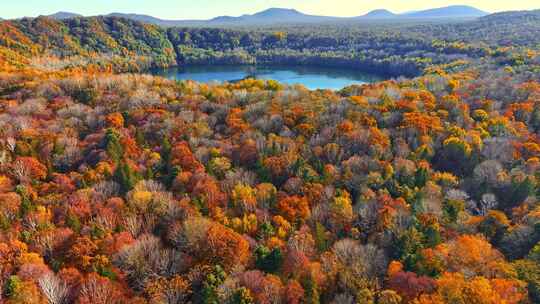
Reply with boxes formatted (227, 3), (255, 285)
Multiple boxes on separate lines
(151, 65), (385, 90)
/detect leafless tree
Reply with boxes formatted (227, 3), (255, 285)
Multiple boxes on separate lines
(474, 160), (504, 186)
(92, 181), (121, 200)
(78, 274), (115, 304)
(331, 293), (355, 304)
(358, 243), (388, 280)
(478, 193), (498, 216)
(332, 239), (388, 281)
(481, 137), (514, 165)
(114, 234), (184, 291)
(38, 272), (69, 304)
(6, 137), (16, 152)
(122, 215), (143, 238)
(14, 98), (47, 116)
(332, 239), (361, 266)
(13, 158), (30, 184)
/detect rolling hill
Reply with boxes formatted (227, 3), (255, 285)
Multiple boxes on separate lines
(205, 6), (488, 24)
(361, 9), (398, 19)
(47, 11), (83, 19)
(479, 9), (540, 23)
(106, 13), (199, 27)
(402, 5), (488, 18)
(215, 8), (339, 24)
(39, 5), (490, 26)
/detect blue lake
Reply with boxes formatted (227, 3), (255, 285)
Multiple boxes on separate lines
(151, 65), (385, 90)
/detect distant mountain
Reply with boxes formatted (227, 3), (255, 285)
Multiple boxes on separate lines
(402, 5), (488, 18)
(253, 8), (304, 19)
(209, 8), (340, 24)
(479, 9), (540, 23)
(48, 11), (83, 20)
(250, 8), (323, 21)
(103, 8), (339, 26)
(209, 16), (238, 23)
(361, 9), (397, 19)
(106, 13), (202, 27)
(39, 6), (490, 27)
(206, 6), (489, 24)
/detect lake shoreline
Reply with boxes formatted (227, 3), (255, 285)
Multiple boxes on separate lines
(149, 64), (388, 90)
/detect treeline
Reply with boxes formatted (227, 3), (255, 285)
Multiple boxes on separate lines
(167, 29), (431, 77)
(0, 16), (176, 71)
(1, 13), (539, 76)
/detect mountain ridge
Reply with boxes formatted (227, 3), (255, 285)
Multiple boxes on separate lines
(106, 13), (198, 27)
(46, 11), (83, 19)
(5, 6), (493, 26)
(479, 9), (540, 22)
(208, 8), (339, 24)
(361, 9), (397, 19)
(402, 5), (487, 18)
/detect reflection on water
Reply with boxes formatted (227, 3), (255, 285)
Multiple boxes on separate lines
(150, 65), (385, 90)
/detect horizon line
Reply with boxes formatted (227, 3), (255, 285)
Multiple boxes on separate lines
(7, 5), (533, 21)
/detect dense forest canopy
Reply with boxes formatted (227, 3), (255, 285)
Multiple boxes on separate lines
(1, 11), (539, 76)
(1, 9), (540, 304)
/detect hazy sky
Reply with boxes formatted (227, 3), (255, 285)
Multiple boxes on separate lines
(2, 0), (539, 20)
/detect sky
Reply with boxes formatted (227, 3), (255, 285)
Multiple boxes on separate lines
(1, 0), (539, 20)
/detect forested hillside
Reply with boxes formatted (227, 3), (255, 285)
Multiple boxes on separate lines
(1, 12), (540, 76)
(0, 16), (176, 71)
(0, 9), (540, 304)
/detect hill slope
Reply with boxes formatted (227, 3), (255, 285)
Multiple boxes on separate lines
(48, 11), (83, 19)
(100, 8), (340, 26)
(361, 9), (398, 19)
(35, 6), (489, 26)
(479, 9), (540, 22)
(0, 16), (176, 70)
(106, 13), (206, 27)
(403, 5), (488, 18)
(209, 8), (340, 24)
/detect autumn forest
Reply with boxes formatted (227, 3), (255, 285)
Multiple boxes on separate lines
(1, 5), (540, 304)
